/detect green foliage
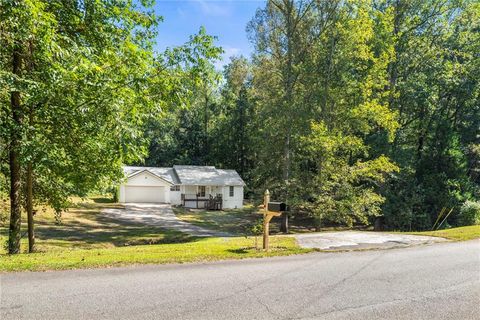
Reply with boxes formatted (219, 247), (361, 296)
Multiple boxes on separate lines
(0, 0), (162, 214)
(245, 218), (264, 237)
(143, 28), (223, 167)
(142, 0), (478, 232)
(2, 0), (478, 237)
(245, 218), (264, 250)
(0, 1), (226, 252)
(300, 122), (398, 228)
(458, 201), (480, 227)
(209, 56), (256, 184)
(380, 0), (480, 230)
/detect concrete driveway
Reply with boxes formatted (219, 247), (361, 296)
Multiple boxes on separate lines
(295, 231), (447, 250)
(102, 203), (230, 237)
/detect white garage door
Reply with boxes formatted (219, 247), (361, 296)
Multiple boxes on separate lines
(124, 186), (165, 203)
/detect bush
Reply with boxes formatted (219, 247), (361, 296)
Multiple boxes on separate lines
(244, 218), (264, 250)
(0, 196), (8, 227)
(457, 201), (480, 226)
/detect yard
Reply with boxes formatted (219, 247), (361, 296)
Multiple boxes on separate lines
(0, 197), (190, 254)
(1, 197), (478, 272)
(0, 236), (308, 272)
(172, 205), (259, 235)
(409, 225), (480, 241)
(0, 197), (310, 272)
(174, 206), (480, 240)
(173, 205), (318, 235)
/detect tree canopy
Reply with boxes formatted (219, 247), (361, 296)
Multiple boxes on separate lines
(1, 0), (479, 253)
(0, 0), (221, 253)
(142, 0), (479, 231)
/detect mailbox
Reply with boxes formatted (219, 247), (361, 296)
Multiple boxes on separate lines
(267, 202), (287, 212)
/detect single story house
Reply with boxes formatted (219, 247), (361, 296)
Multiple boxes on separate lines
(119, 165), (245, 209)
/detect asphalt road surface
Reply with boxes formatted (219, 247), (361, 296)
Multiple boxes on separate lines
(1, 240), (479, 320)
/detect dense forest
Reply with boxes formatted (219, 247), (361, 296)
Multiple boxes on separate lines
(1, 0), (479, 254)
(143, 0), (480, 231)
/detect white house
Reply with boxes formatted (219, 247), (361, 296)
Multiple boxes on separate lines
(119, 165), (245, 209)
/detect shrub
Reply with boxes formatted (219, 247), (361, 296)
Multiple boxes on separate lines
(0, 196), (8, 226)
(457, 201), (480, 226)
(244, 218), (264, 250)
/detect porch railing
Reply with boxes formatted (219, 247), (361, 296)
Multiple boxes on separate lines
(181, 193), (222, 210)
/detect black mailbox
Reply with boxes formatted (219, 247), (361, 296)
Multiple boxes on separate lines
(268, 202), (287, 212)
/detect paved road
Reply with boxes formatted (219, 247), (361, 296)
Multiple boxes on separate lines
(102, 203), (230, 237)
(295, 231), (447, 250)
(1, 241), (479, 320)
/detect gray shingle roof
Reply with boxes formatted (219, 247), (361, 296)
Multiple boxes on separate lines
(174, 165), (245, 186)
(124, 165), (245, 186)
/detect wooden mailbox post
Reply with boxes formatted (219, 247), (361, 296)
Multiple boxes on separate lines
(259, 189), (282, 252)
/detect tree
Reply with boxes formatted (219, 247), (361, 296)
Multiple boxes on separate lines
(143, 27), (223, 167)
(1, 0), (160, 253)
(209, 56), (255, 181)
(248, 0), (318, 185)
(247, 0), (344, 231)
(380, 0), (480, 230)
(133, 0), (479, 232)
(240, 0), (478, 231)
(301, 123), (398, 229)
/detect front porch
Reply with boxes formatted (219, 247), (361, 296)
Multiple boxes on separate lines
(181, 185), (223, 210)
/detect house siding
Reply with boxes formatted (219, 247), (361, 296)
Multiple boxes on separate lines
(119, 171), (171, 203)
(222, 185), (244, 209)
(169, 185), (182, 205)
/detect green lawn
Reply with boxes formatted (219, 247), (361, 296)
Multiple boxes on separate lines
(3, 197), (476, 272)
(0, 236), (309, 272)
(173, 205), (317, 235)
(0, 197), (190, 254)
(408, 225), (480, 241)
(173, 205), (259, 235)
(0, 197), (311, 272)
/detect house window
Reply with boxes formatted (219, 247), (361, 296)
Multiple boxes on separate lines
(170, 185), (180, 191)
(198, 186), (206, 197)
(229, 186), (234, 197)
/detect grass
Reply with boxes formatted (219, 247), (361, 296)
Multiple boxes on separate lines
(0, 236), (309, 272)
(173, 205), (319, 235)
(407, 225), (480, 241)
(4, 196), (475, 272)
(173, 205), (259, 235)
(0, 196), (190, 254)
(0, 196), (311, 272)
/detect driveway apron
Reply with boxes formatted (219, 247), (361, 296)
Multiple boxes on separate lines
(295, 231), (447, 250)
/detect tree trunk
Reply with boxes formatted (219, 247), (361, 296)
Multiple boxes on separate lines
(374, 216), (384, 231)
(26, 162), (35, 253)
(388, 0), (402, 107)
(204, 92), (209, 164)
(8, 44), (23, 254)
(25, 103), (35, 252)
(282, 1), (295, 226)
(322, 33), (336, 123)
(283, 128), (291, 181)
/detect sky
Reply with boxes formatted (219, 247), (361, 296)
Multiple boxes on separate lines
(154, 0), (266, 68)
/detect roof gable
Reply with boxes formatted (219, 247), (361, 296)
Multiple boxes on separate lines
(124, 166), (178, 184)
